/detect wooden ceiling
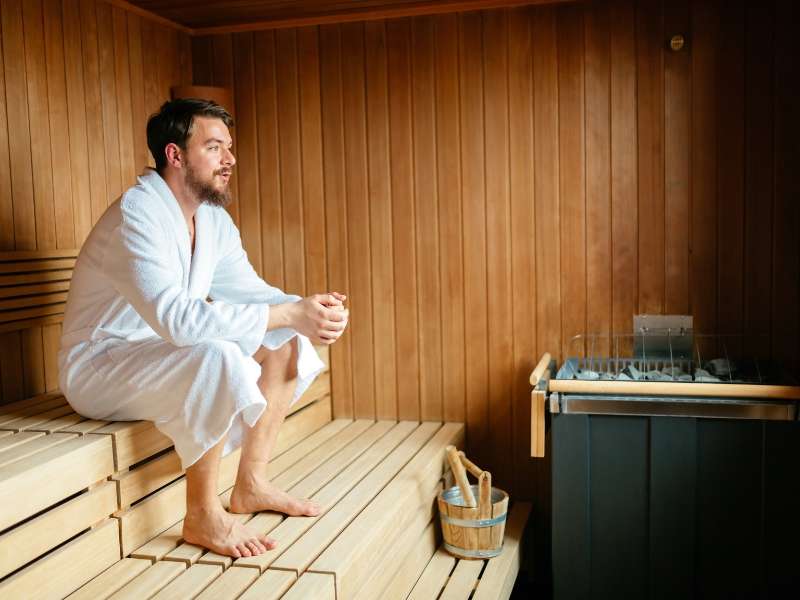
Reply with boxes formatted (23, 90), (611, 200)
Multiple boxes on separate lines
(120, 0), (572, 33)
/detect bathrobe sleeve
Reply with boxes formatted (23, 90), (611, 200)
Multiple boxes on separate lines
(209, 213), (300, 350)
(103, 193), (269, 352)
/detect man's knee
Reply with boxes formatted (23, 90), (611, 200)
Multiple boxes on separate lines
(257, 338), (298, 379)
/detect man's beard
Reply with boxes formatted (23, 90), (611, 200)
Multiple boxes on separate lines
(185, 162), (232, 207)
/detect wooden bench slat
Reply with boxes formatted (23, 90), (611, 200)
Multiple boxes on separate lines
(282, 572), (336, 600)
(129, 416), (349, 563)
(5, 404), (77, 432)
(114, 449), (183, 509)
(440, 557), (484, 600)
(234, 420), (400, 572)
(61, 419), (110, 435)
(358, 520), (439, 600)
(237, 569), (297, 600)
(92, 420), (173, 472)
(408, 547), (458, 599)
(0, 519), (120, 600)
(271, 421), (434, 575)
(194, 565), (259, 600)
(308, 423), (464, 599)
(354, 506), (439, 600)
(27, 412), (85, 433)
(66, 558), (152, 600)
(0, 390), (64, 415)
(0, 434), (114, 530)
(472, 502), (532, 600)
(107, 560), (186, 600)
(150, 563), (222, 600)
(0, 432), (77, 469)
(0, 481), (117, 579)
(0, 313), (64, 333)
(0, 430), (46, 453)
(0, 396), (68, 428)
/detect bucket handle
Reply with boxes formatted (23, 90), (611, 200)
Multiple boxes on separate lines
(446, 445), (476, 507)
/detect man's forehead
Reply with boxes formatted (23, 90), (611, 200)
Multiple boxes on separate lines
(189, 116), (232, 144)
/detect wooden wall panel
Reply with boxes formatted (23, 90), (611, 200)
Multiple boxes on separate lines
(0, 0), (190, 404)
(186, 0), (799, 497)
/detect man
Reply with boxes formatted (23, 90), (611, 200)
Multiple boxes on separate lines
(58, 98), (348, 558)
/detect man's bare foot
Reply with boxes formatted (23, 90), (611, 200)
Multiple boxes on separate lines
(182, 505), (276, 558)
(230, 478), (321, 516)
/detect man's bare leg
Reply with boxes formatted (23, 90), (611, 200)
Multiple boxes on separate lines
(229, 339), (320, 516)
(182, 435), (275, 557)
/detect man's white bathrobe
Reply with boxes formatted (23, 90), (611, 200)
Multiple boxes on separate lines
(59, 169), (323, 469)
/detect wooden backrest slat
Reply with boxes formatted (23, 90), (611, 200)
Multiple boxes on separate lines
(0, 250), (78, 331)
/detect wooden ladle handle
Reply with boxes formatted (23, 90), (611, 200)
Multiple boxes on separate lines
(446, 445), (476, 508)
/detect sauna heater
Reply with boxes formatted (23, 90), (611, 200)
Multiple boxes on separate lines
(534, 316), (800, 599)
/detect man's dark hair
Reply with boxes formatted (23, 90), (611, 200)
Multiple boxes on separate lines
(146, 98), (234, 172)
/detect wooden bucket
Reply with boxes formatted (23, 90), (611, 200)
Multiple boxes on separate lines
(438, 447), (509, 559)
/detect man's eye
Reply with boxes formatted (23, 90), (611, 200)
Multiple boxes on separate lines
(209, 146), (219, 151)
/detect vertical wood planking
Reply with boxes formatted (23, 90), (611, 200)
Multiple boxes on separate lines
(319, 24), (353, 418)
(340, 22), (375, 419)
(610, 0), (637, 343)
(663, 0), (691, 314)
(433, 14), (464, 424)
(62, 0), (91, 245)
(140, 17), (161, 169)
(20, 327), (45, 397)
(690, 0), (718, 341)
(533, 7), (561, 358)
(364, 20), (397, 420)
(253, 31), (281, 285)
(96, 1), (122, 202)
(0, 333), (24, 403)
(43, 0), (74, 249)
(111, 6), (136, 188)
(2, 0), (36, 249)
(508, 4), (536, 498)
(211, 34), (240, 224)
(557, 5), (586, 360)
(387, 19), (419, 421)
(412, 16), (442, 422)
(584, 0), (612, 355)
(0, 5), (15, 250)
(716, 0), (745, 348)
(743, 0), (773, 359)
(459, 11), (488, 460)
(191, 36), (214, 85)
(42, 323), (60, 391)
(297, 27), (327, 295)
(22, 0), (57, 250)
(275, 29), (306, 296)
(127, 13), (148, 173)
(635, 0), (664, 315)
(81, 0), (109, 222)
(233, 32), (263, 276)
(483, 8), (513, 490)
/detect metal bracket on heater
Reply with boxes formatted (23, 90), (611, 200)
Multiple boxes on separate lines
(633, 314), (693, 359)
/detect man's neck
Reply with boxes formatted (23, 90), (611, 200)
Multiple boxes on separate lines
(160, 168), (200, 229)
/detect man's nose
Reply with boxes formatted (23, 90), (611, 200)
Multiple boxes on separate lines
(223, 146), (236, 167)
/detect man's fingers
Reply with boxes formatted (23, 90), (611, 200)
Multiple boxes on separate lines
(325, 308), (349, 322)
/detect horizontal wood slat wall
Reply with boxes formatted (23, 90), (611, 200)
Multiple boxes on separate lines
(192, 0), (799, 499)
(0, 0), (190, 405)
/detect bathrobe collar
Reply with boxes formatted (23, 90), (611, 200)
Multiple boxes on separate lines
(137, 168), (212, 296)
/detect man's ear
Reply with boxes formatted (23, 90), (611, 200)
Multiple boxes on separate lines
(165, 143), (183, 168)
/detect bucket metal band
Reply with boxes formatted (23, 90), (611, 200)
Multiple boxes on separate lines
(440, 513), (507, 528)
(443, 543), (503, 559)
